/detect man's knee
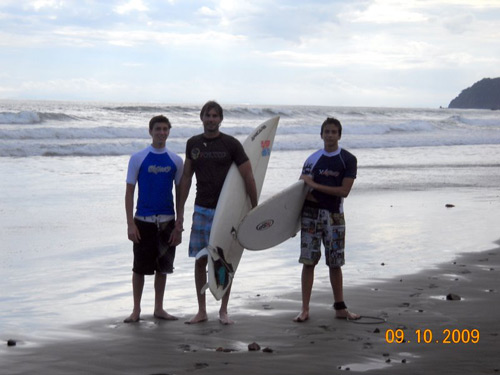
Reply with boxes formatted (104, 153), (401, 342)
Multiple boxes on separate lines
(195, 256), (208, 268)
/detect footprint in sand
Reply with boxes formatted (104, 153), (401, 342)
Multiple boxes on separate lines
(195, 363), (209, 369)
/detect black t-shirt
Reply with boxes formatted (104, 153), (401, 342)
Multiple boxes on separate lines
(302, 147), (357, 213)
(186, 132), (249, 208)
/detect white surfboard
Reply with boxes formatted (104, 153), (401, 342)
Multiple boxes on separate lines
(199, 116), (280, 300)
(237, 180), (309, 251)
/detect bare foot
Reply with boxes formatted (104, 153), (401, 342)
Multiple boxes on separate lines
(154, 310), (178, 321)
(293, 311), (309, 323)
(335, 309), (360, 320)
(184, 311), (208, 325)
(124, 310), (141, 323)
(219, 311), (234, 325)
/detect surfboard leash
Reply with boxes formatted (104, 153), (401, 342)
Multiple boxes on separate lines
(347, 316), (387, 324)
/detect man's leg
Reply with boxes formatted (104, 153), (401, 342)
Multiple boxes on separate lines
(185, 256), (208, 324)
(153, 273), (178, 320)
(124, 272), (144, 323)
(294, 264), (315, 322)
(330, 267), (359, 319)
(219, 283), (233, 325)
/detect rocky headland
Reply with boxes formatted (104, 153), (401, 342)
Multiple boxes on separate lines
(449, 77), (500, 110)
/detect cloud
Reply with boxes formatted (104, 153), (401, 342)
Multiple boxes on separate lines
(121, 62), (144, 67)
(30, 0), (65, 11)
(114, 0), (148, 15)
(1, 0), (499, 106)
(0, 24), (246, 48)
(346, 1), (429, 24)
(25, 78), (127, 90)
(433, 0), (500, 7)
(197, 6), (219, 18)
(442, 13), (475, 34)
(1, 78), (128, 100)
(49, 27), (246, 47)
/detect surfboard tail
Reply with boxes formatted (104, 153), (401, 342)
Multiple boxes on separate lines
(212, 247), (234, 290)
(198, 245), (235, 300)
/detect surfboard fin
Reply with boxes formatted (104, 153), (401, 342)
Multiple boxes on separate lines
(201, 283), (209, 295)
(212, 247), (234, 290)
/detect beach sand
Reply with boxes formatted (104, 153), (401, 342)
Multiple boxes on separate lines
(3, 245), (499, 375)
(2, 145), (500, 374)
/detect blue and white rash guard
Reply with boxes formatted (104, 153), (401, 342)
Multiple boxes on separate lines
(126, 145), (183, 217)
(301, 147), (357, 213)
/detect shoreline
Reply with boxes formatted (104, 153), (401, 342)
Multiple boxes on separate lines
(3, 245), (499, 375)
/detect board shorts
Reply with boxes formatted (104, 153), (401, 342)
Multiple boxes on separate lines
(189, 205), (215, 257)
(299, 201), (346, 268)
(133, 218), (176, 275)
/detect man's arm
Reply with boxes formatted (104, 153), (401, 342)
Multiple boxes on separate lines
(125, 183), (141, 243)
(300, 175), (355, 198)
(238, 160), (258, 208)
(169, 183), (183, 246)
(175, 158), (194, 231)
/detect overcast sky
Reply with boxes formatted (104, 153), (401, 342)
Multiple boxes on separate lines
(1, 0), (499, 108)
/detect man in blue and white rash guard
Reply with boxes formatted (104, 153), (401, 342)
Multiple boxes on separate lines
(294, 117), (360, 323)
(124, 115), (183, 323)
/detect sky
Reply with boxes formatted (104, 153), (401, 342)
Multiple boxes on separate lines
(0, 0), (499, 108)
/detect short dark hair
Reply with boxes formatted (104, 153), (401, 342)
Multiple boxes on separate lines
(149, 115), (171, 131)
(200, 100), (224, 121)
(321, 117), (342, 137)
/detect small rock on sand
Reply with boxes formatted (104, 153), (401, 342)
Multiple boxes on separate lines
(248, 342), (261, 351)
(446, 293), (461, 301)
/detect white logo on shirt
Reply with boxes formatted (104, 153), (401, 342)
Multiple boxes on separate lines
(319, 169), (340, 177)
(148, 165), (172, 174)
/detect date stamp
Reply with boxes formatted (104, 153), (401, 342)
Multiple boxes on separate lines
(385, 329), (480, 344)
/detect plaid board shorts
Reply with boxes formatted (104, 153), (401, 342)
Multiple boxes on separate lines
(300, 202), (346, 268)
(189, 205), (215, 257)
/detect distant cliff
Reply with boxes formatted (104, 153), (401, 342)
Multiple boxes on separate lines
(448, 77), (500, 110)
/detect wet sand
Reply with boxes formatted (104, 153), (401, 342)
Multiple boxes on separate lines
(3, 245), (499, 375)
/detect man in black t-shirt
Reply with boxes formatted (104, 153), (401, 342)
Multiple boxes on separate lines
(176, 101), (257, 325)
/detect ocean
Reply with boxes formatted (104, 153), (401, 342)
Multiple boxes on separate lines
(1, 100), (500, 341)
(2, 100), (500, 157)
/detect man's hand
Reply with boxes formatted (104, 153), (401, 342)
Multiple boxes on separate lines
(127, 222), (141, 243)
(300, 174), (316, 188)
(169, 222), (183, 246)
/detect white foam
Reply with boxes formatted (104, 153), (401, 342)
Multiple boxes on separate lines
(1, 100), (499, 156)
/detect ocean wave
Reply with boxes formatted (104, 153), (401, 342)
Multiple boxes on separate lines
(0, 111), (42, 124)
(2, 131), (500, 157)
(0, 124), (253, 140)
(0, 111), (79, 124)
(101, 105), (190, 113)
(105, 105), (308, 118)
(449, 115), (500, 128)
(387, 120), (436, 133)
(0, 139), (186, 157)
(39, 112), (80, 122)
(226, 107), (297, 118)
(1, 101), (499, 157)
(0, 126), (147, 140)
